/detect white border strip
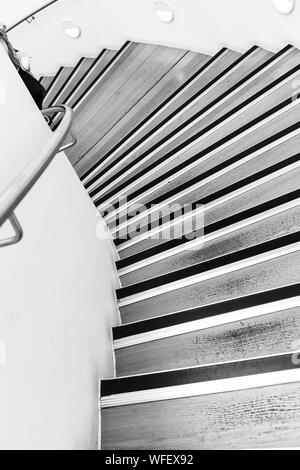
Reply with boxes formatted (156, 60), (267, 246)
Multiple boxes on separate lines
(112, 127), (300, 235)
(114, 295), (300, 349)
(102, 97), (300, 222)
(118, 198), (300, 276)
(118, 241), (300, 307)
(82, 49), (231, 186)
(101, 368), (300, 408)
(51, 57), (91, 105)
(85, 49), (250, 190)
(117, 159), (300, 252)
(96, 51), (297, 211)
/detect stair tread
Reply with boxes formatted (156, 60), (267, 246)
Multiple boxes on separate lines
(43, 65), (75, 108)
(114, 283), (300, 338)
(52, 57), (95, 106)
(101, 352), (298, 396)
(82, 48), (240, 186)
(102, 382), (300, 449)
(94, 46), (299, 208)
(120, 250), (300, 323)
(77, 49), (210, 178)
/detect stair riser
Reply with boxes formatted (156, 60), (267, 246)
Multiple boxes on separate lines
(117, 161), (300, 258)
(87, 49), (257, 191)
(52, 50), (118, 130)
(77, 50), (210, 178)
(40, 76), (54, 91)
(120, 204), (300, 286)
(102, 382), (300, 449)
(93, 50), (300, 206)
(53, 57), (95, 106)
(120, 250), (300, 323)
(111, 124), (300, 236)
(67, 50), (117, 111)
(68, 44), (187, 164)
(104, 101), (299, 227)
(80, 49), (237, 184)
(115, 307), (300, 376)
(43, 66), (74, 108)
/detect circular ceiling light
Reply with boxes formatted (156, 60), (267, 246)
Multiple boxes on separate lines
(154, 1), (175, 23)
(62, 20), (81, 39)
(272, 0), (296, 14)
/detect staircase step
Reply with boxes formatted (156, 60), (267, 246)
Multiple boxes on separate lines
(88, 47), (270, 200)
(40, 75), (54, 91)
(114, 284), (300, 375)
(76, 49), (214, 179)
(51, 48), (119, 129)
(117, 231), (300, 300)
(111, 118), (300, 237)
(102, 352), (300, 399)
(116, 151), (300, 259)
(77, 49), (214, 180)
(80, 47), (240, 185)
(102, 381), (300, 449)
(105, 100), (300, 237)
(120, 244), (300, 324)
(119, 194), (300, 286)
(50, 57), (95, 107)
(94, 46), (299, 210)
(43, 65), (75, 108)
(67, 43), (197, 167)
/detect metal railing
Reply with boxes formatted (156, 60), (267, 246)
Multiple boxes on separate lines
(0, 105), (75, 248)
(6, 1), (59, 33)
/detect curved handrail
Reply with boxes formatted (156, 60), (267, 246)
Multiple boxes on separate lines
(6, 1), (59, 33)
(0, 213), (23, 248)
(0, 105), (74, 245)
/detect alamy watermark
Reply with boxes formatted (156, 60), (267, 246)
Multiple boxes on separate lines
(96, 196), (205, 247)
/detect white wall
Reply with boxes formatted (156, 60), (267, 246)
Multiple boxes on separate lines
(0, 47), (120, 450)
(1, 0), (300, 77)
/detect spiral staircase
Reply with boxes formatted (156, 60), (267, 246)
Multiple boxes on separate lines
(41, 41), (300, 449)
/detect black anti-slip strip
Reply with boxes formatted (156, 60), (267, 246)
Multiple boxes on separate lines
(51, 50), (109, 131)
(96, 90), (298, 210)
(84, 47), (255, 188)
(71, 42), (130, 111)
(116, 189), (300, 269)
(48, 57), (85, 107)
(44, 66), (64, 98)
(113, 283), (300, 339)
(116, 231), (300, 299)
(52, 46), (127, 130)
(93, 48), (296, 201)
(114, 152), (300, 246)
(61, 49), (106, 106)
(101, 353), (298, 396)
(113, 121), (300, 229)
(81, 48), (228, 183)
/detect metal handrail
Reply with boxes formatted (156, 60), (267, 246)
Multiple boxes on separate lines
(6, 1), (59, 33)
(0, 105), (74, 247)
(0, 213), (23, 248)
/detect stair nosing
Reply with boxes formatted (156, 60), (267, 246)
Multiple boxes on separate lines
(111, 123), (300, 236)
(92, 47), (296, 206)
(80, 47), (230, 185)
(114, 284), (300, 341)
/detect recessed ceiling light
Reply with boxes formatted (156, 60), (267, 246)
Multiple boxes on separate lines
(272, 0), (296, 14)
(62, 20), (81, 39)
(154, 1), (175, 23)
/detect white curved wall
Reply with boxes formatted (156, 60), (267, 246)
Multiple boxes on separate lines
(1, 0), (300, 77)
(0, 47), (120, 449)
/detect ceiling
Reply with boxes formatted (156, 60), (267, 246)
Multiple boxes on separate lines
(1, 0), (300, 77)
